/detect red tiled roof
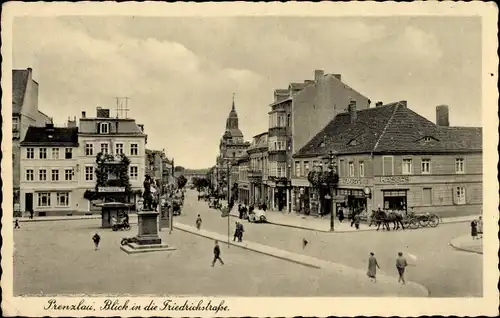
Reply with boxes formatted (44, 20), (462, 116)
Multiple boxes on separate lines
(293, 102), (482, 158)
(12, 70), (29, 114)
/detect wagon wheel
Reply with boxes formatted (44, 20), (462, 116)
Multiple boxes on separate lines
(418, 217), (429, 228)
(408, 218), (419, 229)
(428, 214), (439, 227)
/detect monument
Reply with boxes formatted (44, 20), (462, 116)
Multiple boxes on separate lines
(121, 175), (176, 254)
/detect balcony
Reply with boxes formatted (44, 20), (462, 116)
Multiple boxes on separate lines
(248, 169), (263, 181)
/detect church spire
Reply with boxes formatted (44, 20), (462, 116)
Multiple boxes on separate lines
(232, 93), (235, 111)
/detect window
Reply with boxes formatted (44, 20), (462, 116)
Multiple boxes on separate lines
(85, 143), (94, 156)
(421, 159), (431, 174)
(12, 116), (19, 131)
(51, 169), (59, 181)
(402, 159), (412, 175)
(57, 192), (70, 206)
(26, 169), (34, 181)
(339, 160), (345, 177)
(349, 162), (355, 177)
(287, 114), (291, 127)
(100, 143), (109, 155)
(422, 188), (432, 205)
(115, 143), (124, 155)
(130, 166), (139, 180)
(423, 136), (433, 142)
(39, 148), (47, 159)
(99, 122), (110, 134)
(65, 148), (73, 159)
(130, 144), (138, 156)
(359, 161), (365, 177)
(455, 158), (465, 174)
(26, 148), (34, 159)
(65, 169), (73, 181)
(304, 161), (310, 175)
(456, 187), (466, 205)
(85, 166), (94, 181)
(39, 169), (47, 181)
(38, 192), (51, 207)
(295, 161), (301, 177)
(52, 148), (59, 159)
(382, 156), (394, 176)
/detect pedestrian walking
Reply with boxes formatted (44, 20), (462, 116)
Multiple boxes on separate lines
(237, 222), (244, 242)
(92, 233), (101, 251)
(354, 213), (361, 230)
(233, 222), (239, 241)
(29, 209), (34, 219)
(477, 216), (483, 239)
(196, 214), (202, 230)
(14, 218), (21, 229)
(396, 252), (408, 284)
(470, 219), (478, 240)
(302, 238), (309, 249)
(338, 206), (344, 223)
(367, 252), (380, 283)
(211, 240), (224, 267)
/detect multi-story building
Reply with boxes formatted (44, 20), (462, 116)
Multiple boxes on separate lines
(19, 123), (79, 216)
(12, 68), (52, 204)
(292, 102), (482, 218)
(215, 96), (250, 194)
(247, 132), (269, 205)
(145, 148), (173, 190)
(267, 69), (370, 212)
(74, 107), (147, 213)
(237, 152), (250, 204)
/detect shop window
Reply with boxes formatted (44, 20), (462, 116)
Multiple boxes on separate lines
(38, 192), (51, 207)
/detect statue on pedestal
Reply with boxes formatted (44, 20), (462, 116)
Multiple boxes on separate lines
(143, 175), (153, 211)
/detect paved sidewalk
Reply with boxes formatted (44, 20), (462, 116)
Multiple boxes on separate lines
(17, 215), (101, 223)
(227, 204), (477, 233)
(174, 222), (429, 297)
(450, 235), (483, 254)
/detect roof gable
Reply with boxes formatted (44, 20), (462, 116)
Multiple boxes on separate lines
(12, 70), (29, 114)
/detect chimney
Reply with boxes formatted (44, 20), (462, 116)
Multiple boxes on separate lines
(348, 100), (357, 123)
(67, 117), (77, 128)
(375, 101), (383, 108)
(436, 105), (450, 127)
(96, 107), (110, 118)
(332, 74), (341, 81)
(314, 69), (324, 81)
(81, 111), (86, 118)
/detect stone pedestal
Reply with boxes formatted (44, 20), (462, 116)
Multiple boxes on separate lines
(120, 209), (176, 254)
(136, 210), (162, 245)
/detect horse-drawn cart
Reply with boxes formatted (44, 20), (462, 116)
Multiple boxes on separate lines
(403, 212), (440, 229)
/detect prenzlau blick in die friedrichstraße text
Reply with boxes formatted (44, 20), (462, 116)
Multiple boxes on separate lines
(98, 299), (229, 313)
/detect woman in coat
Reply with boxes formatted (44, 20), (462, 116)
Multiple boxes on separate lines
(367, 252), (380, 283)
(470, 219), (478, 240)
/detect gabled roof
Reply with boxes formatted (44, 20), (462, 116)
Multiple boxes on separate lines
(12, 70), (30, 114)
(21, 126), (79, 146)
(294, 102), (482, 158)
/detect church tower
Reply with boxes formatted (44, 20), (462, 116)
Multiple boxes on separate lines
(223, 93), (243, 141)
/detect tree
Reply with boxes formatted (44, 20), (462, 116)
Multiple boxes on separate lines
(177, 175), (187, 189)
(174, 166), (185, 172)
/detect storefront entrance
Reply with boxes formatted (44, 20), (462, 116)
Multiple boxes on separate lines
(382, 189), (408, 213)
(274, 188), (286, 211)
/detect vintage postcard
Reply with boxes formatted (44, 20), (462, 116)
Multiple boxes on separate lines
(1, 1), (498, 317)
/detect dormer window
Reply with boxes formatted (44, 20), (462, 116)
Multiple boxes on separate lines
(423, 136), (432, 142)
(98, 122), (110, 134)
(348, 139), (357, 146)
(319, 141), (325, 148)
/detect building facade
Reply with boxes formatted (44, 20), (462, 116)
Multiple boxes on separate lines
(292, 102), (482, 218)
(12, 68), (52, 205)
(74, 107), (147, 213)
(145, 149), (173, 190)
(237, 152), (250, 204)
(267, 69), (370, 212)
(19, 124), (79, 216)
(247, 132), (269, 205)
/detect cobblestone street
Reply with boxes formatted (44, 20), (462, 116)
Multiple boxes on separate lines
(176, 191), (483, 297)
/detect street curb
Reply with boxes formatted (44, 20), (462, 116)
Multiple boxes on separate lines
(173, 223), (321, 269)
(449, 238), (483, 255)
(174, 223), (429, 297)
(18, 216), (101, 223)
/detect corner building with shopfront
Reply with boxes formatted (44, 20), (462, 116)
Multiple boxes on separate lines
(292, 101), (482, 218)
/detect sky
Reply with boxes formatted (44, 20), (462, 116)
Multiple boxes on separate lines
(13, 16), (482, 169)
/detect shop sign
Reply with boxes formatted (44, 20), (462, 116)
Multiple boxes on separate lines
(98, 186), (126, 193)
(339, 177), (368, 185)
(380, 176), (410, 184)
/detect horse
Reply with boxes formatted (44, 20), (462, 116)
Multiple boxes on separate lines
(370, 210), (405, 231)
